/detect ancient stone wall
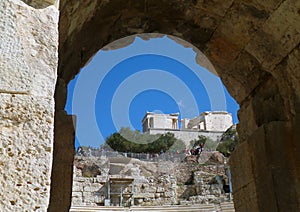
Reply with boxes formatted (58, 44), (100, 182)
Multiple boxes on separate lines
(0, 0), (58, 211)
(148, 128), (223, 146)
(58, 0), (300, 210)
(71, 155), (230, 207)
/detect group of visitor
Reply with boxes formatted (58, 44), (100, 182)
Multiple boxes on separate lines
(76, 146), (92, 157)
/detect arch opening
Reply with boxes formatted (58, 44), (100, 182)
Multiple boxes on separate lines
(50, 1), (300, 211)
(66, 34), (239, 148)
(51, 33), (240, 210)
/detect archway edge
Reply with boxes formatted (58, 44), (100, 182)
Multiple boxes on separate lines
(58, 0), (299, 105)
(58, 0), (256, 104)
(54, 1), (300, 211)
(99, 33), (218, 76)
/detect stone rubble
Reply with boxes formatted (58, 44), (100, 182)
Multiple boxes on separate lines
(72, 152), (231, 207)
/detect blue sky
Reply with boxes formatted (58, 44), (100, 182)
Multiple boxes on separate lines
(65, 36), (239, 148)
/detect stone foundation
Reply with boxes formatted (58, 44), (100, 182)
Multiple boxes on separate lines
(71, 154), (231, 207)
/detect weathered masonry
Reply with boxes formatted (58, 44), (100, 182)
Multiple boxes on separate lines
(143, 111), (233, 145)
(0, 0), (299, 212)
(181, 111), (233, 132)
(143, 111), (233, 132)
(142, 112), (180, 132)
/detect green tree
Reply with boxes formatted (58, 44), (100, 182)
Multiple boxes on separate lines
(216, 126), (239, 157)
(203, 138), (218, 151)
(105, 128), (181, 153)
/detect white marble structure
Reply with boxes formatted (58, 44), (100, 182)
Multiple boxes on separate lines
(142, 111), (233, 146)
(182, 111), (233, 132)
(142, 112), (179, 132)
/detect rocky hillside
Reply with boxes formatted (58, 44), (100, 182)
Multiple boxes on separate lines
(72, 151), (232, 207)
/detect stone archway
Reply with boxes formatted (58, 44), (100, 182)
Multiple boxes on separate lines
(53, 1), (300, 211)
(0, 0), (299, 211)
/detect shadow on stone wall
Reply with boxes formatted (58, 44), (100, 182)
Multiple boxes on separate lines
(21, 0), (56, 9)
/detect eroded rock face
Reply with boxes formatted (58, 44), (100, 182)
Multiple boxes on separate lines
(0, 0), (58, 211)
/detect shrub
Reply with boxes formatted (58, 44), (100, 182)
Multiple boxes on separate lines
(203, 138), (218, 151)
(105, 127), (182, 153)
(216, 126), (238, 157)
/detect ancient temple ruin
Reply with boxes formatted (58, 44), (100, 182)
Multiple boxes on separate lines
(181, 111), (233, 132)
(142, 111), (233, 144)
(142, 112), (180, 132)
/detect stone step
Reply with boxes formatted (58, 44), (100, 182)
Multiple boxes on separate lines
(220, 203), (234, 207)
(70, 204), (217, 212)
(130, 208), (215, 212)
(220, 205), (234, 207)
(109, 157), (132, 164)
(70, 206), (128, 211)
(221, 206), (234, 209)
(220, 203), (234, 206)
(131, 207), (215, 211)
(70, 202), (235, 212)
(131, 204), (215, 209)
(220, 202), (235, 212)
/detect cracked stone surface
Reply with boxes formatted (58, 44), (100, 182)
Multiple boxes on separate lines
(0, 0), (58, 211)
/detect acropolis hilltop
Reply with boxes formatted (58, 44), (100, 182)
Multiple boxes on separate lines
(142, 111), (233, 145)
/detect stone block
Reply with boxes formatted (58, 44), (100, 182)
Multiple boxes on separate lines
(246, 0), (300, 70)
(230, 139), (254, 189)
(0, 93), (54, 211)
(83, 186), (93, 192)
(144, 186), (156, 193)
(72, 192), (82, 198)
(233, 182), (259, 211)
(263, 122), (300, 210)
(223, 50), (271, 103)
(196, 0), (234, 17)
(243, 0), (283, 12)
(134, 177), (148, 184)
(232, 121), (300, 212)
(263, 122), (292, 167)
(0, 0), (58, 97)
(135, 193), (155, 199)
(156, 187), (165, 193)
(247, 127), (269, 179)
(82, 192), (93, 200)
(237, 99), (258, 141)
(164, 191), (175, 198)
(72, 184), (83, 192)
(218, 2), (269, 48)
(205, 31), (241, 69)
(71, 196), (83, 206)
(254, 174), (277, 212)
(74, 177), (85, 183)
(96, 175), (107, 183)
(94, 195), (105, 204)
